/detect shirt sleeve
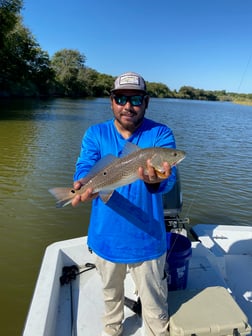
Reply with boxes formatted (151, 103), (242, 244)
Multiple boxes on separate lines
(147, 123), (177, 194)
(74, 126), (101, 181)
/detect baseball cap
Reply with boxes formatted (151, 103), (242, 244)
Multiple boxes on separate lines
(111, 72), (147, 93)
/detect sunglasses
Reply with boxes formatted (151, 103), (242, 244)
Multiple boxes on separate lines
(112, 94), (146, 106)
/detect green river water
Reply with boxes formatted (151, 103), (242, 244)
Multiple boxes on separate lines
(0, 98), (251, 335)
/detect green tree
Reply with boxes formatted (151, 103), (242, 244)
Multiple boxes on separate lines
(51, 49), (86, 96)
(1, 18), (53, 95)
(0, 0), (22, 47)
(177, 86), (196, 100)
(147, 82), (174, 98)
(76, 67), (99, 96)
(0, 1), (53, 96)
(92, 72), (114, 97)
(0, 0), (23, 94)
(176, 86), (219, 101)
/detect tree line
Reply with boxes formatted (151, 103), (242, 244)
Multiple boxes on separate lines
(1, 0), (252, 103)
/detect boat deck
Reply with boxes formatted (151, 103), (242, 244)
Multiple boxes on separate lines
(23, 225), (252, 336)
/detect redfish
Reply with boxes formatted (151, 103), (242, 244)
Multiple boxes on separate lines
(49, 143), (185, 208)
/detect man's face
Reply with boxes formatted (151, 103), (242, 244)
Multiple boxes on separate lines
(111, 90), (149, 133)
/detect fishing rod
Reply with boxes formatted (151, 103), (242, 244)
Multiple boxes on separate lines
(236, 54), (252, 93)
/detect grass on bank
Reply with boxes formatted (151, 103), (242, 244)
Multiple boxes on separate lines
(233, 99), (252, 106)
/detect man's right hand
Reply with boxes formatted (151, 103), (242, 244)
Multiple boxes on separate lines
(71, 180), (98, 207)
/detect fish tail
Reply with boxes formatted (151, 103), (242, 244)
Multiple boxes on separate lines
(49, 187), (76, 208)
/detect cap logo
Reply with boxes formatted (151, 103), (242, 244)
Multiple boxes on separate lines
(119, 75), (139, 86)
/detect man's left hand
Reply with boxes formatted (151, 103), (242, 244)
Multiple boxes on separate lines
(138, 160), (172, 184)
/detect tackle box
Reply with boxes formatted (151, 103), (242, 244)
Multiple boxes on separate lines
(168, 286), (251, 336)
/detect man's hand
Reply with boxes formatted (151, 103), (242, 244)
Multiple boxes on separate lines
(71, 180), (98, 207)
(138, 160), (172, 184)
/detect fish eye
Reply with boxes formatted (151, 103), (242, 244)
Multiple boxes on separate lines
(173, 152), (177, 156)
(103, 171), (107, 176)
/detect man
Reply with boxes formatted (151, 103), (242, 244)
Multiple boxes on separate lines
(72, 72), (177, 336)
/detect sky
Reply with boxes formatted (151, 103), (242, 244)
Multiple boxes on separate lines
(21, 0), (252, 94)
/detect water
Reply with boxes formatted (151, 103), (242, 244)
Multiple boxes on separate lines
(0, 98), (251, 335)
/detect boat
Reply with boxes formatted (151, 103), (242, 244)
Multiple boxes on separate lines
(23, 173), (252, 336)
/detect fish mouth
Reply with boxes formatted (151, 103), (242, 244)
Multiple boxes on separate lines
(174, 156), (185, 165)
(154, 156), (185, 177)
(154, 167), (167, 179)
(155, 170), (167, 179)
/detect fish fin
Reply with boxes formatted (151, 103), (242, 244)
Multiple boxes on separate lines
(99, 190), (114, 203)
(120, 142), (141, 157)
(49, 187), (77, 208)
(86, 154), (117, 177)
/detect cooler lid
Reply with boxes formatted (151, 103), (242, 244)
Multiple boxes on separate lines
(169, 286), (251, 336)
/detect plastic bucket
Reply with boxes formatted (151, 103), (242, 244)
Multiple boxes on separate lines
(165, 232), (192, 291)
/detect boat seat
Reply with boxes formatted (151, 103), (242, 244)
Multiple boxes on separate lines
(168, 286), (251, 336)
(224, 254), (252, 328)
(185, 242), (228, 290)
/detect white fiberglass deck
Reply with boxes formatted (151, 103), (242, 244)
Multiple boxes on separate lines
(23, 225), (252, 336)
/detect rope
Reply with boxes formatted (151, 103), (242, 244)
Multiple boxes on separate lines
(59, 263), (96, 335)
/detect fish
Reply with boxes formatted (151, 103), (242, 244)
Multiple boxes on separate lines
(49, 142), (186, 208)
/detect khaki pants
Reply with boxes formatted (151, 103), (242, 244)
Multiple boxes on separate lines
(95, 253), (169, 336)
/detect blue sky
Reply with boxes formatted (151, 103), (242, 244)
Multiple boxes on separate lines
(21, 0), (252, 93)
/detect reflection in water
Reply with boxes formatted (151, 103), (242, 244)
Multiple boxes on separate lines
(0, 98), (251, 335)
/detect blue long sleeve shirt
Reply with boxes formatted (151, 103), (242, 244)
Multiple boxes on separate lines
(74, 117), (176, 263)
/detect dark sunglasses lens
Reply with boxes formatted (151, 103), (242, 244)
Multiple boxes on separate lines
(130, 96), (144, 106)
(114, 96), (127, 105)
(114, 95), (144, 106)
